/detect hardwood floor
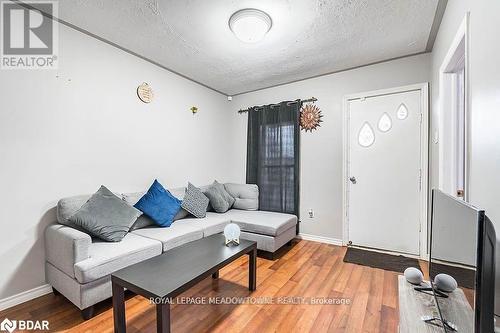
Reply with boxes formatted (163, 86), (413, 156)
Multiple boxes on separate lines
(0, 240), (405, 332)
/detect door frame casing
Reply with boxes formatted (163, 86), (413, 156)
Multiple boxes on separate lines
(438, 13), (470, 201)
(342, 83), (430, 259)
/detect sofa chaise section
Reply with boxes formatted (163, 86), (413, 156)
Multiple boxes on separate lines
(227, 210), (297, 236)
(226, 210), (297, 256)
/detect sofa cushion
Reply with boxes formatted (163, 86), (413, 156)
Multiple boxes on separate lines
(123, 187), (187, 204)
(68, 186), (142, 242)
(124, 187), (189, 231)
(131, 222), (204, 252)
(175, 213), (231, 237)
(57, 194), (92, 228)
(226, 210), (297, 236)
(73, 233), (162, 283)
(224, 183), (259, 210)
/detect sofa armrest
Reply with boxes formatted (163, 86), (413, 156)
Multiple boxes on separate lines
(45, 224), (91, 278)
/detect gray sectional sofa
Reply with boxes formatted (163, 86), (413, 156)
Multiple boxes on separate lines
(44, 183), (297, 319)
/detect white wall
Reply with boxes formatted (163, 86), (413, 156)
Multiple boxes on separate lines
(0, 23), (236, 301)
(229, 54), (431, 241)
(429, 0), (500, 313)
(431, 0), (500, 232)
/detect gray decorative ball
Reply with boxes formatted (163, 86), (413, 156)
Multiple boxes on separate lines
(434, 273), (458, 292)
(404, 267), (424, 285)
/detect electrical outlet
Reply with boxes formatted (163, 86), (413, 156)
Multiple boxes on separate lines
(308, 209), (314, 218)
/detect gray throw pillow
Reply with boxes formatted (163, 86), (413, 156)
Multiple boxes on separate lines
(203, 186), (230, 213)
(181, 182), (209, 218)
(69, 185), (142, 242)
(212, 180), (235, 207)
(203, 181), (235, 213)
(199, 184), (214, 212)
(129, 215), (156, 231)
(129, 209), (188, 230)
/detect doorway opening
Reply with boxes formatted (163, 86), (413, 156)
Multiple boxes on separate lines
(438, 14), (469, 200)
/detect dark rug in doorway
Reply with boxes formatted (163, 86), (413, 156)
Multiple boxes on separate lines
(343, 247), (420, 273)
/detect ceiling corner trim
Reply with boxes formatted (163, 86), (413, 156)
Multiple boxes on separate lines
(231, 51), (430, 97)
(425, 0), (449, 52)
(60, 19), (230, 96)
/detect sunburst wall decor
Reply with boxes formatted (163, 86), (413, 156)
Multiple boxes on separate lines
(300, 104), (323, 132)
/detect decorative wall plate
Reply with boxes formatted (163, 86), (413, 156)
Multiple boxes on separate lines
(137, 82), (153, 103)
(300, 104), (323, 132)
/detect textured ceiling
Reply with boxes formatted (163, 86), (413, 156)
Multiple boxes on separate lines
(55, 0), (440, 95)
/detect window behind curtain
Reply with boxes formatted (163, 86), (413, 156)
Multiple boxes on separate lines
(246, 101), (300, 228)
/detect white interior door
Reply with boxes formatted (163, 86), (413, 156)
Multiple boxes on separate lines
(347, 89), (423, 255)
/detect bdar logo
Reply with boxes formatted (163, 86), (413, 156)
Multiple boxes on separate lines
(0, 318), (48, 332)
(0, 318), (17, 333)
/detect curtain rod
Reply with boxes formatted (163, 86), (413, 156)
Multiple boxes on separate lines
(237, 97), (317, 114)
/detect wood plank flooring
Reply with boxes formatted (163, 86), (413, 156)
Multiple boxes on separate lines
(0, 240), (407, 332)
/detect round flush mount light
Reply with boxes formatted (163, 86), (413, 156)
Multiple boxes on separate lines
(229, 8), (272, 43)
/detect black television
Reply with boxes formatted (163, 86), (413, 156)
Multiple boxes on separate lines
(428, 189), (496, 332)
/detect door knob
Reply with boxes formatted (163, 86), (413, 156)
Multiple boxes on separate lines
(349, 177), (357, 184)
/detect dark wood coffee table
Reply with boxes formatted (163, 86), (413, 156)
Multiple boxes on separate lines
(111, 234), (257, 333)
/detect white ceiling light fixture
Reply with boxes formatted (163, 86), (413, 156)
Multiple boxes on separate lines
(229, 8), (272, 43)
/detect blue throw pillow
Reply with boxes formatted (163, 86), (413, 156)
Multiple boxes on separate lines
(134, 180), (181, 227)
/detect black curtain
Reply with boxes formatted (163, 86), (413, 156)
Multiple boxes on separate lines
(246, 101), (300, 225)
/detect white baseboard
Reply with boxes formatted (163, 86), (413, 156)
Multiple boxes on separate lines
(0, 284), (53, 311)
(296, 233), (343, 246)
